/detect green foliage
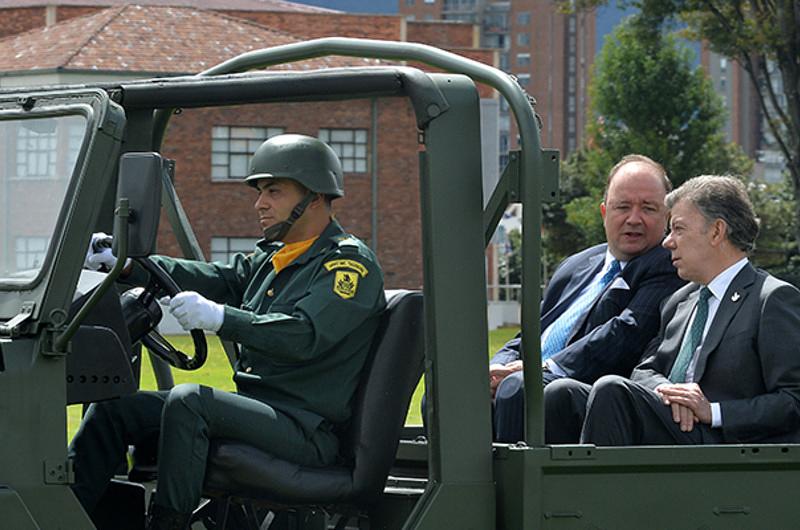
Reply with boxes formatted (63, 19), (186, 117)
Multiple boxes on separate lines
(747, 177), (798, 269)
(585, 17), (752, 184)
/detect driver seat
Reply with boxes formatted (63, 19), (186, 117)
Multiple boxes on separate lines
(200, 289), (425, 528)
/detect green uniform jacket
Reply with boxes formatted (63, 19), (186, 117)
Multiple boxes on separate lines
(131, 220), (386, 435)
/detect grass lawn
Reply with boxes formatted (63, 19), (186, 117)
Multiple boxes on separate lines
(67, 327), (519, 441)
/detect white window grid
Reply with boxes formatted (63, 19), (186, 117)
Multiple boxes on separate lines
(210, 237), (260, 263)
(318, 129), (369, 173)
(211, 126), (284, 180)
(16, 127), (57, 179)
(11, 119), (84, 180)
(15, 236), (49, 270)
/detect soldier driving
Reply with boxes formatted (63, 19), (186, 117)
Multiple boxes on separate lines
(70, 134), (386, 530)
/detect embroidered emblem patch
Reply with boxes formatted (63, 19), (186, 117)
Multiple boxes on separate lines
(334, 270), (359, 299)
(324, 259), (368, 277)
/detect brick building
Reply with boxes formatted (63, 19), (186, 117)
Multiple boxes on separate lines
(0, 1), (497, 289)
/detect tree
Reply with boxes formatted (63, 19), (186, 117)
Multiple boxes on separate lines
(563, 0), (800, 246)
(551, 16), (751, 251)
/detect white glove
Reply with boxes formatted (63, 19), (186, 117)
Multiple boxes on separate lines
(169, 291), (225, 332)
(84, 232), (116, 271)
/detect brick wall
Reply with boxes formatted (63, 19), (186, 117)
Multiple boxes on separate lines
(221, 11), (404, 40)
(407, 20), (476, 48)
(56, 6), (104, 22)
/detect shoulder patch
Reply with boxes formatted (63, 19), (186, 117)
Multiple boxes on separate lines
(324, 258), (368, 277)
(333, 270), (359, 299)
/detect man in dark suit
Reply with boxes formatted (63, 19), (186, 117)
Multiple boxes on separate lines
(546, 175), (800, 445)
(490, 155), (685, 442)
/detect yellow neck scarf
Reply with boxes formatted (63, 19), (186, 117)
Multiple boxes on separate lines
(271, 236), (318, 275)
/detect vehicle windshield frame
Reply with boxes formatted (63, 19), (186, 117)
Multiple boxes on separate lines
(0, 106), (92, 291)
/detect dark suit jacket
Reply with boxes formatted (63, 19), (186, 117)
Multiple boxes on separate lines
(491, 243), (685, 384)
(633, 264), (800, 443)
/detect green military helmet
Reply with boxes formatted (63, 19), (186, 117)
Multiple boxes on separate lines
(244, 134), (344, 198)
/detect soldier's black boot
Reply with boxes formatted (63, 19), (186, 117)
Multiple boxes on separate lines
(145, 502), (191, 530)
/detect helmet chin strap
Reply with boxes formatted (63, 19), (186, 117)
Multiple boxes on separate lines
(261, 192), (316, 243)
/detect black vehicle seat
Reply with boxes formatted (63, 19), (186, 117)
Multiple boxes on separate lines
(201, 289), (425, 524)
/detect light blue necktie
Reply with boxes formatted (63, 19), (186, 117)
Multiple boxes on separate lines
(668, 287), (712, 383)
(541, 260), (620, 360)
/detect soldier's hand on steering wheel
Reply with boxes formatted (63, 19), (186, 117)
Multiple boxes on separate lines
(169, 291), (225, 332)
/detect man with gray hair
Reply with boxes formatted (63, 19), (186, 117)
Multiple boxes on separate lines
(545, 175), (800, 445)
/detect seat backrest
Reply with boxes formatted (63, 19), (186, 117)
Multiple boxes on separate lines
(201, 290), (425, 507)
(345, 289), (425, 504)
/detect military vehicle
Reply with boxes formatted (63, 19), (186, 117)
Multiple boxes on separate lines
(0, 37), (796, 530)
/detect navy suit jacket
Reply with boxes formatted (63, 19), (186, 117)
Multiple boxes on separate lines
(491, 243), (685, 384)
(633, 264), (800, 443)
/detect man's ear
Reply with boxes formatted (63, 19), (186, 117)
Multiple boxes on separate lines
(710, 219), (728, 247)
(308, 193), (325, 209)
(600, 202), (607, 220)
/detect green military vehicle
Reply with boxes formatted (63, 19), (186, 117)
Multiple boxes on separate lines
(0, 38), (797, 529)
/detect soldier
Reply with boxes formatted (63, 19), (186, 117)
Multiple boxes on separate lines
(71, 134), (386, 529)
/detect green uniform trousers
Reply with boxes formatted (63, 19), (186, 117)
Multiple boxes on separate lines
(68, 383), (339, 515)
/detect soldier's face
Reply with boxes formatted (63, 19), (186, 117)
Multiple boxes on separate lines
(601, 162), (668, 262)
(254, 179), (305, 231)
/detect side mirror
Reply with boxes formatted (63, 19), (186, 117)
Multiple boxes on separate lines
(113, 152), (164, 258)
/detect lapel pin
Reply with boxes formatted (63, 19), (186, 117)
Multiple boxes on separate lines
(731, 292), (741, 302)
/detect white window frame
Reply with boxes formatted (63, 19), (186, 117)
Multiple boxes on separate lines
(15, 236), (49, 270)
(318, 128), (369, 173)
(211, 126), (284, 180)
(210, 237), (260, 263)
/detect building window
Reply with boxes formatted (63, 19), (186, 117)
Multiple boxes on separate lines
(318, 129), (368, 173)
(424, 0), (435, 3)
(517, 12), (531, 25)
(210, 237), (260, 263)
(499, 52), (510, 71)
(16, 127), (56, 179)
(211, 126), (284, 180)
(13, 119), (83, 180)
(516, 53), (531, 67)
(16, 236), (49, 270)
(516, 73), (530, 86)
(405, 0), (414, 4)
(516, 33), (530, 46)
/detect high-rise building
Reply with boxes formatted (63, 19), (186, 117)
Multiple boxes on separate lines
(701, 48), (784, 182)
(400, 0), (596, 160)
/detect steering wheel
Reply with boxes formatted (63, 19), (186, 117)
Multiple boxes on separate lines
(122, 257), (208, 371)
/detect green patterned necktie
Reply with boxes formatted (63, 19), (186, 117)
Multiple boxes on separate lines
(669, 287), (712, 383)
